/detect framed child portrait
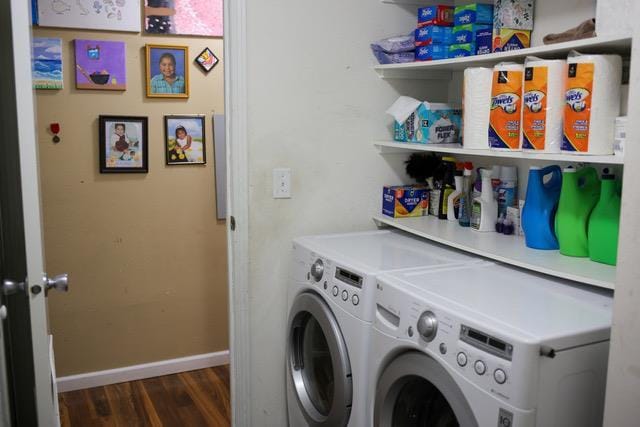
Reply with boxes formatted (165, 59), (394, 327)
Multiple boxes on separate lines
(145, 44), (189, 98)
(164, 115), (206, 165)
(99, 116), (149, 173)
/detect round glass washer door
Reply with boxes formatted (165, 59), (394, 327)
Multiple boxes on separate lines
(374, 352), (479, 427)
(287, 292), (352, 427)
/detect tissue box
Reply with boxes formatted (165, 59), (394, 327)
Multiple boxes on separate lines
(475, 28), (493, 54)
(415, 102), (462, 143)
(383, 186), (429, 218)
(418, 5), (454, 27)
(493, 0), (535, 30)
(453, 23), (492, 44)
(449, 43), (475, 58)
(415, 25), (453, 46)
(393, 109), (418, 142)
(416, 44), (449, 61)
(454, 3), (494, 26)
(493, 28), (531, 52)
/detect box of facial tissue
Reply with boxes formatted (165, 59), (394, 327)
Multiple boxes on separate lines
(493, 28), (531, 51)
(415, 102), (462, 144)
(383, 185), (429, 218)
(449, 43), (475, 58)
(416, 44), (449, 61)
(453, 23), (492, 44)
(454, 3), (494, 26)
(493, 0), (535, 30)
(476, 28), (493, 54)
(415, 25), (454, 46)
(418, 5), (454, 27)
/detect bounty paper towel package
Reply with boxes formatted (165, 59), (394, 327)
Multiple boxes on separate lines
(415, 102), (462, 144)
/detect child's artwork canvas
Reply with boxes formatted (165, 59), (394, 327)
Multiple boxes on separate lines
(145, 0), (223, 37)
(32, 37), (63, 90)
(37, 0), (141, 32)
(74, 40), (126, 90)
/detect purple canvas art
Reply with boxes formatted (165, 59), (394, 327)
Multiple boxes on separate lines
(74, 39), (126, 91)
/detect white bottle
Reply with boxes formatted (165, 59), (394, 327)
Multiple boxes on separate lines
(447, 171), (463, 221)
(497, 166), (518, 217)
(471, 168), (498, 232)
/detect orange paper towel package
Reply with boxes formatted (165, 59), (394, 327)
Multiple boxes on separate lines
(489, 63), (524, 150)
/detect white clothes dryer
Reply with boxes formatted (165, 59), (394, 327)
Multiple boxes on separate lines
(287, 230), (481, 427)
(370, 263), (613, 427)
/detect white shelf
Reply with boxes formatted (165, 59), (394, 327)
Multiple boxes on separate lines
(374, 141), (625, 165)
(375, 36), (632, 79)
(381, 0), (453, 5)
(373, 215), (616, 290)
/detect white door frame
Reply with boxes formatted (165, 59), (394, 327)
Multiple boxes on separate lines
(224, 0), (251, 426)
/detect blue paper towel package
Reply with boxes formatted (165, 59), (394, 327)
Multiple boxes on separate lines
(415, 25), (454, 46)
(416, 44), (449, 61)
(453, 23), (492, 44)
(454, 3), (494, 26)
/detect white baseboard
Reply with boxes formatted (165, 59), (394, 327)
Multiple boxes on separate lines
(56, 350), (230, 393)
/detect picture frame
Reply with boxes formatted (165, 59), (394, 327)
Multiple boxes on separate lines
(195, 47), (219, 73)
(164, 115), (206, 165)
(99, 115), (149, 173)
(145, 44), (189, 98)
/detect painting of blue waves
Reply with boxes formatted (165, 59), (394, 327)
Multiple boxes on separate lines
(32, 37), (63, 89)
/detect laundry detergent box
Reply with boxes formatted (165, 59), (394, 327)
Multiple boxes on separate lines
(493, 28), (531, 52)
(414, 102), (462, 143)
(382, 185), (429, 218)
(415, 25), (454, 46)
(453, 23), (492, 44)
(416, 44), (449, 61)
(418, 5), (454, 27)
(493, 0), (535, 30)
(454, 3), (494, 26)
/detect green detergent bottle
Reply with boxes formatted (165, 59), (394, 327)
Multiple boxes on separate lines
(555, 166), (601, 257)
(588, 169), (621, 265)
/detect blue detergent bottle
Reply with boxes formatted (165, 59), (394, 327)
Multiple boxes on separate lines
(521, 165), (563, 250)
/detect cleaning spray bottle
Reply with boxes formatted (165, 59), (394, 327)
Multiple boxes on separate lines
(588, 168), (621, 265)
(458, 162), (473, 227)
(438, 157), (457, 219)
(447, 163), (464, 221)
(471, 168), (498, 232)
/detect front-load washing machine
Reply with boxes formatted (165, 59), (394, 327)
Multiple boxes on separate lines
(370, 263), (613, 427)
(287, 230), (481, 427)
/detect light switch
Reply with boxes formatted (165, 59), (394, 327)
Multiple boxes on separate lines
(273, 168), (291, 199)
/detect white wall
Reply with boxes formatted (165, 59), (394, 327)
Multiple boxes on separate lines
(244, 1), (447, 424)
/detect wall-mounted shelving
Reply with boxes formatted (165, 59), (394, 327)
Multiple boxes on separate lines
(373, 215), (616, 290)
(380, 0), (453, 5)
(375, 36), (632, 79)
(374, 141), (625, 165)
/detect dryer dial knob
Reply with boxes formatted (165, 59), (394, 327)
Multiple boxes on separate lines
(310, 259), (324, 282)
(474, 360), (487, 375)
(417, 311), (438, 342)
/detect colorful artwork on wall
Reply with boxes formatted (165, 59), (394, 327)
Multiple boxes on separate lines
(32, 37), (63, 90)
(37, 0), (141, 32)
(74, 40), (126, 91)
(195, 47), (219, 73)
(144, 0), (223, 37)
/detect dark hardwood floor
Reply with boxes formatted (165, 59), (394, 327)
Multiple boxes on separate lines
(58, 365), (231, 427)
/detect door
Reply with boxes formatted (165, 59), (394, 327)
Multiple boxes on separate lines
(0, 0), (64, 425)
(374, 352), (478, 427)
(287, 292), (352, 427)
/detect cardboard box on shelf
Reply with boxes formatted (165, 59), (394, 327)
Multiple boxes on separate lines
(383, 186), (430, 218)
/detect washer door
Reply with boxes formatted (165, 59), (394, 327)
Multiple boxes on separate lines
(287, 292), (352, 427)
(374, 352), (478, 427)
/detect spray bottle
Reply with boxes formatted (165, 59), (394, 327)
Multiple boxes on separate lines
(471, 168), (498, 232)
(447, 163), (464, 221)
(458, 162), (473, 227)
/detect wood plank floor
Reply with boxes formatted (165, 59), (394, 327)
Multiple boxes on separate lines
(58, 366), (231, 427)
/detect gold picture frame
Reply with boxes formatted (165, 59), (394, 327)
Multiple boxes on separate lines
(145, 44), (189, 98)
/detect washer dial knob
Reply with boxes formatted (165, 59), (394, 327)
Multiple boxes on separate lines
(310, 259), (324, 282)
(474, 360), (487, 375)
(417, 311), (438, 342)
(456, 352), (468, 367)
(494, 369), (507, 384)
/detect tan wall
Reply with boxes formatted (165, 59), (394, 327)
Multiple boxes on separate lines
(33, 28), (227, 376)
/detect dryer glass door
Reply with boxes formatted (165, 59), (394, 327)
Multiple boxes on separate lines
(288, 292), (352, 427)
(374, 352), (478, 427)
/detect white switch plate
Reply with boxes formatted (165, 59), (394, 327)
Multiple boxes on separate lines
(273, 168), (291, 199)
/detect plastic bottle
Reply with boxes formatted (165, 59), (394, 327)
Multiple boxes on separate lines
(491, 165), (502, 200)
(555, 166), (601, 257)
(447, 164), (464, 221)
(588, 168), (621, 265)
(471, 168), (498, 232)
(437, 157), (457, 219)
(458, 162), (473, 227)
(521, 166), (563, 250)
(497, 166), (518, 217)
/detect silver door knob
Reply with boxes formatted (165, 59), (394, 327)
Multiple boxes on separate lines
(45, 273), (69, 293)
(2, 279), (26, 296)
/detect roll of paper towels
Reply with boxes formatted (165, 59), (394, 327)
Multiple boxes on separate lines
(522, 57), (566, 153)
(463, 67), (493, 150)
(489, 62), (524, 151)
(563, 52), (622, 155)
